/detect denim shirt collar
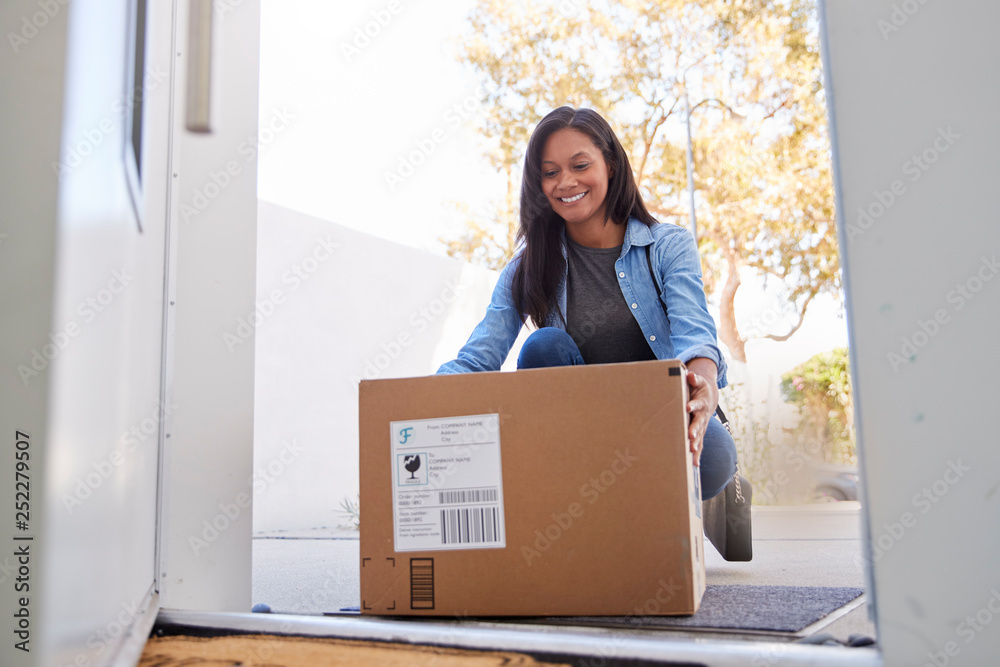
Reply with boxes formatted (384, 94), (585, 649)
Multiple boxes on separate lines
(620, 216), (655, 256)
(559, 217), (652, 257)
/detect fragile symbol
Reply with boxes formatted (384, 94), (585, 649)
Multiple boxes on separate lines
(404, 455), (422, 480)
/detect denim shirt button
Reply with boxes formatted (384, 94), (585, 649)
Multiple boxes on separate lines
(619, 272), (625, 278)
(650, 335), (656, 342)
(631, 302), (637, 309)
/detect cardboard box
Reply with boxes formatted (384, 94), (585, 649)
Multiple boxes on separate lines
(359, 359), (705, 616)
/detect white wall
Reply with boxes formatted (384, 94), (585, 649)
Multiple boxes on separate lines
(253, 201), (526, 533)
(821, 1), (1000, 665)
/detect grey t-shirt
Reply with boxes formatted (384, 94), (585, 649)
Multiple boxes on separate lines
(565, 237), (657, 365)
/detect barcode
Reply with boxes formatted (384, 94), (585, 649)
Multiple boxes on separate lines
(440, 507), (500, 544)
(410, 558), (434, 609)
(438, 488), (498, 505)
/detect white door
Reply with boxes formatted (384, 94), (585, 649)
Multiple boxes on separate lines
(821, 0), (1000, 665)
(0, 0), (259, 664)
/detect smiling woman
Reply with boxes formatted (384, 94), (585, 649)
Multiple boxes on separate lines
(436, 106), (737, 501)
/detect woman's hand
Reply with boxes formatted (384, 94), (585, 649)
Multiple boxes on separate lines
(685, 358), (719, 467)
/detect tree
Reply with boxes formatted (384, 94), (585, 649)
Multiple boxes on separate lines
(442, 0), (839, 362)
(779, 347), (855, 464)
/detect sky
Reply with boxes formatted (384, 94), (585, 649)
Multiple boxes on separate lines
(257, 0), (495, 254)
(256, 0), (850, 428)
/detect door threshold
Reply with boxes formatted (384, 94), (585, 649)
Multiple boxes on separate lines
(157, 609), (881, 666)
(317, 593), (870, 644)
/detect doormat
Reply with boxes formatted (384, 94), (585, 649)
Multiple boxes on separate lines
(544, 585), (865, 633)
(139, 633), (569, 666)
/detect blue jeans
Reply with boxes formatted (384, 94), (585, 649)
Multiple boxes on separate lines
(517, 327), (737, 500)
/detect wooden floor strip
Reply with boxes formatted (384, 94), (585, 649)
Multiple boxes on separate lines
(139, 633), (569, 666)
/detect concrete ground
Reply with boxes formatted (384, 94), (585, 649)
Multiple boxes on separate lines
(252, 502), (875, 644)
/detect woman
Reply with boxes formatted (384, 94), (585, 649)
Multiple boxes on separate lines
(437, 106), (736, 500)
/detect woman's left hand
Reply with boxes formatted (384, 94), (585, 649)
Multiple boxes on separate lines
(685, 358), (719, 467)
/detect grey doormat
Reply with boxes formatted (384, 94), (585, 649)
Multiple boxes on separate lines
(544, 585), (865, 633)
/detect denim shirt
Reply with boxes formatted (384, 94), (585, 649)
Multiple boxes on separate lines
(436, 217), (728, 388)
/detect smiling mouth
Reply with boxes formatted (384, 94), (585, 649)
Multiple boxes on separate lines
(558, 192), (587, 203)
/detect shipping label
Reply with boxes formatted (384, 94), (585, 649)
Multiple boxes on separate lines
(390, 413), (506, 552)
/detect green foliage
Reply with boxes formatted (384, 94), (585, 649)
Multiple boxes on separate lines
(779, 347), (855, 464)
(721, 382), (843, 505)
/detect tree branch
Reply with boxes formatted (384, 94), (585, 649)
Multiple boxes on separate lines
(636, 101), (676, 183)
(759, 287), (819, 342)
(753, 93), (794, 137)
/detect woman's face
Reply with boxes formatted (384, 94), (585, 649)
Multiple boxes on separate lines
(540, 128), (611, 228)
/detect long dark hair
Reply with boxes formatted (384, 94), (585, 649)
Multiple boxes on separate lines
(511, 107), (656, 328)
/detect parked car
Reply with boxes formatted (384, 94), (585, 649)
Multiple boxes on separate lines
(808, 462), (860, 502)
